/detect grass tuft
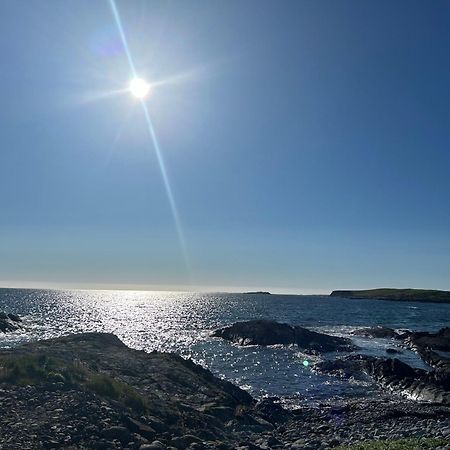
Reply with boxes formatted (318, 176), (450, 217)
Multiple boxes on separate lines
(0, 354), (146, 412)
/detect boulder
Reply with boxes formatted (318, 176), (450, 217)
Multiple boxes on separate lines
(212, 320), (356, 353)
(212, 320), (294, 346)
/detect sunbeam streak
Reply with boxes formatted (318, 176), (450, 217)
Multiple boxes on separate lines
(108, 0), (191, 276)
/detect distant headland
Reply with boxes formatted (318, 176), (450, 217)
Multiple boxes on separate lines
(330, 288), (450, 303)
(243, 291), (272, 295)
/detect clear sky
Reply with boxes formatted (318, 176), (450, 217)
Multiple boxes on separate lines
(1, 0), (450, 294)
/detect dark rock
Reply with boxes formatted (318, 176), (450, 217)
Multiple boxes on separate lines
(204, 405), (235, 421)
(0, 311), (22, 333)
(352, 326), (399, 339)
(212, 320), (294, 346)
(365, 357), (416, 380)
(293, 326), (356, 353)
(386, 348), (402, 354)
(405, 327), (450, 397)
(170, 434), (203, 449)
(313, 354), (369, 380)
(212, 320), (356, 353)
(140, 442), (165, 449)
(124, 417), (156, 440)
(409, 327), (450, 352)
(254, 397), (292, 424)
(363, 357), (450, 403)
(102, 426), (131, 443)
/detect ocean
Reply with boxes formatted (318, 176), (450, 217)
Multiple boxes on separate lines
(1, 288), (449, 407)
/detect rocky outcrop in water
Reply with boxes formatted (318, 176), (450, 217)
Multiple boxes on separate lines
(313, 354), (369, 380)
(212, 320), (356, 353)
(0, 312), (22, 333)
(316, 353), (450, 404)
(364, 357), (450, 404)
(408, 327), (450, 352)
(351, 326), (400, 339)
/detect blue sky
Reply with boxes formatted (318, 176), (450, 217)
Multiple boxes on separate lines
(1, 0), (450, 293)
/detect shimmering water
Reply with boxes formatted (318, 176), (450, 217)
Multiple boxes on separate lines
(1, 288), (449, 406)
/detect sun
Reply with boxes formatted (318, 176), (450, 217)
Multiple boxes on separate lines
(129, 77), (151, 99)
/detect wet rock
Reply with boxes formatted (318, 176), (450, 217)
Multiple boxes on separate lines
(409, 327), (450, 351)
(212, 320), (356, 353)
(352, 326), (399, 339)
(0, 312), (22, 333)
(293, 327), (356, 353)
(386, 348), (402, 354)
(313, 354), (369, 380)
(363, 357), (450, 403)
(212, 320), (294, 346)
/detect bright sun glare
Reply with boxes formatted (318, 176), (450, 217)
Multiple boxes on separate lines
(129, 77), (150, 99)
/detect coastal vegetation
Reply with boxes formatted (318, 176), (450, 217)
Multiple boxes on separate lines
(0, 352), (147, 413)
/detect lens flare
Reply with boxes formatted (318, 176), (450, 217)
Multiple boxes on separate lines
(109, 0), (191, 279)
(129, 77), (150, 99)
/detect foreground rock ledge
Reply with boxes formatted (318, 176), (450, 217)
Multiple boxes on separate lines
(212, 320), (356, 353)
(0, 332), (449, 450)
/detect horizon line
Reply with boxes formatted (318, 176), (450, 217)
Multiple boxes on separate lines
(0, 282), (330, 296)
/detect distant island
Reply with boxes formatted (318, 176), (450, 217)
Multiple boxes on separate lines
(330, 288), (450, 304)
(243, 291), (271, 295)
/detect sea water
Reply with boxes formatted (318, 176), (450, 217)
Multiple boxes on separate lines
(0, 288), (449, 406)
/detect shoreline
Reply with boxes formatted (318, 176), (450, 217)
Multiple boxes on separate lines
(0, 331), (449, 449)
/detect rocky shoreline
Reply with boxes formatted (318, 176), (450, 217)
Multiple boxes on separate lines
(0, 317), (449, 449)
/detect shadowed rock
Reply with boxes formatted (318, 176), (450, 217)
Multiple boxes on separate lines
(212, 320), (356, 353)
(0, 332), (295, 449)
(409, 327), (450, 352)
(315, 353), (450, 404)
(364, 357), (450, 404)
(352, 326), (400, 339)
(0, 312), (22, 333)
(313, 354), (369, 380)
(386, 348), (402, 354)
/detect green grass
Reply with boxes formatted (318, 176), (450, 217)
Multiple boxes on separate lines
(336, 438), (449, 449)
(0, 354), (87, 386)
(0, 353), (146, 412)
(87, 373), (146, 412)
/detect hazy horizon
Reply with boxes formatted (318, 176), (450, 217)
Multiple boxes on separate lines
(1, 1), (450, 292)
